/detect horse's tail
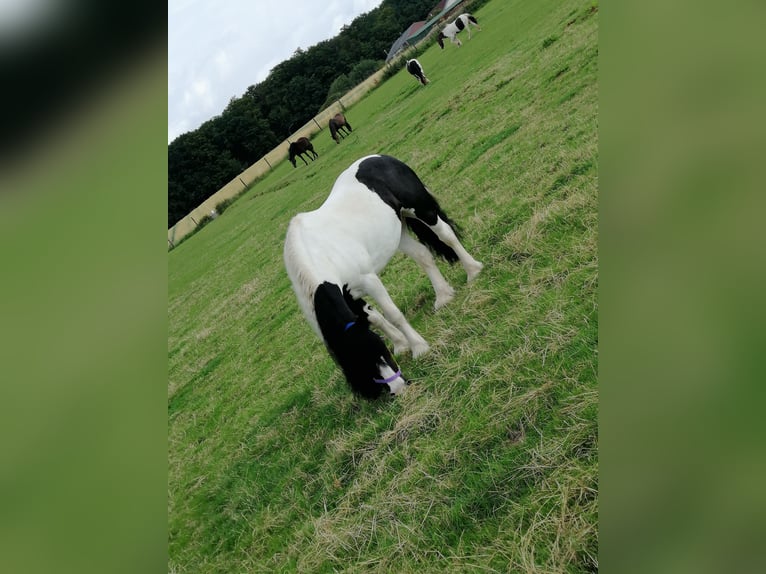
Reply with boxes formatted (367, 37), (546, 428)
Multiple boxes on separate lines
(404, 208), (461, 264)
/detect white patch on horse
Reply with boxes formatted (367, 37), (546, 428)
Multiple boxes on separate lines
(364, 303), (410, 355)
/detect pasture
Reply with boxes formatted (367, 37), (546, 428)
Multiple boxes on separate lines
(168, 0), (598, 571)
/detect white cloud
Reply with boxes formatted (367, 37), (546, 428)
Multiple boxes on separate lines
(213, 50), (232, 79)
(168, 0), (385, 144)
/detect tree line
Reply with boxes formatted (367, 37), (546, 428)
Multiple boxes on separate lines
(168, 0), (436, 227)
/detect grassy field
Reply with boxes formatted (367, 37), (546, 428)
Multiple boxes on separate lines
(168, 0), (598, 571)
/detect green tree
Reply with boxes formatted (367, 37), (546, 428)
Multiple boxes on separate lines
(168, 0), (438, 224)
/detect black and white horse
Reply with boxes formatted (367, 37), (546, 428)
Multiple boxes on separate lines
(437, 13), (481, 49)
(406, 58), (429, 85)
(329, 113), (353, 144)
(284, 155), (483, 398)
(288, 137), (318, 168)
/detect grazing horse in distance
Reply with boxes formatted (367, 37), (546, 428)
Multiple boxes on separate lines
(329, 113), (353, 144)
(283, 154), (483, 398)
(288, 137), (318, 168)
(406, 58), (429, 85)
(437, 13), (481, 49)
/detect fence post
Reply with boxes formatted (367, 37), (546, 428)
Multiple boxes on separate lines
(312, 118), (322, 130)
(264, 157), (272, 169)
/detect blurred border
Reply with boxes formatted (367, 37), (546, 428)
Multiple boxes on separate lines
(601, 0), (765, 572)
(0, 3), (167, 573)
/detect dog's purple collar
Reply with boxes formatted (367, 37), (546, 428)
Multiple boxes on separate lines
(373, 369), (402, 385)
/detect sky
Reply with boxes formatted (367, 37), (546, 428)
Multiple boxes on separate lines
(168, 0), (386, 144)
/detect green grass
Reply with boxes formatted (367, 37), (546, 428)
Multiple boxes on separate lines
(168, 0), (598, 571)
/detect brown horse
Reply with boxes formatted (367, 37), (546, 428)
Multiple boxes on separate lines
(288, 137), (318, 167)
(329, 113), (353, 144)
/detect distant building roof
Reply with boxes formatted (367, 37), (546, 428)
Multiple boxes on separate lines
(404, 20), (427, 40)
(428, 0), (448, 18)
(385, 0), (465, 62)
(428, 0), (463, 19)
(385, 21), (426, 62)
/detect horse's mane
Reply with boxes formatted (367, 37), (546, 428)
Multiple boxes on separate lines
(314, 282), (394, 399)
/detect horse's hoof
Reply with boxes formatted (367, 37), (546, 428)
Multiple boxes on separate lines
(467, 261), (484, 282)
(434, 288), (455, 311)
(393, 343), (411, 356)
(411, 341), (430, 358)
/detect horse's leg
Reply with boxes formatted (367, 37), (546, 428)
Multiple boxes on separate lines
(345, 121), (352, 132)
(428, 217), (483, 281)
(300, 153), (309, 165)
(357, 273), (429, 357)
(364, 303), (410, 355)
(398, 227), (455, 310)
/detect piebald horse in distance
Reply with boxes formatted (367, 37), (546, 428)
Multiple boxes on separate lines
(437, 13), (481, 49)
(288, 137), (318, 168)
(284, 155), (483, 398)
(406, 58), (429, 85)
(329, 113), (353, 144)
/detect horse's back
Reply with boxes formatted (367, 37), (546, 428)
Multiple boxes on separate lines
(314, 158), (405, 265)
(323, 158), (400, 222)
(352, 155), (445, 224)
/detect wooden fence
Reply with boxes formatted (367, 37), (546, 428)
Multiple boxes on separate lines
(168, 66), (391, 247)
